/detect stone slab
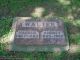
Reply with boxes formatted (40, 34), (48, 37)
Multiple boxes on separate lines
(9, 17), (69, 51)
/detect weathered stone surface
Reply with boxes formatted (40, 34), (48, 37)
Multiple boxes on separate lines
(10, 17), (69, 51)
(14, 18), (66, 46)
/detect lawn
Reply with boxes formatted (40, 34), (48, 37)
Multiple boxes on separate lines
(0, 0), (80, 60)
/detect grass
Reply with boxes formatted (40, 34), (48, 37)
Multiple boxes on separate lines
(0, 18), (12, 37)
(0, 0), (80, 60)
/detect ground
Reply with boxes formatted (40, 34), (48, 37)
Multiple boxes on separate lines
(0, 0), (80, 60)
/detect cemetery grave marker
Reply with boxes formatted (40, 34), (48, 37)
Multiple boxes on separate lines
(10, 17), (69, 51)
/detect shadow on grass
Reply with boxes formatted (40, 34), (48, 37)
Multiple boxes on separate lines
(2, 51), (79, 60)
(0, 17), (13, 56)
(65, 21), (80, 45)
(0, 0), (80, 19)
(0, 17), (13, 37)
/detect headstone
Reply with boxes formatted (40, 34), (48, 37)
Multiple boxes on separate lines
(10, 17), (69, 51)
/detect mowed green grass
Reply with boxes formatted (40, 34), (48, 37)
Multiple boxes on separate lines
(0, 0), (80, 60)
